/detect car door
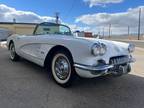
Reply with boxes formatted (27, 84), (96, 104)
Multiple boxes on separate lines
(16, 35), (44, 65)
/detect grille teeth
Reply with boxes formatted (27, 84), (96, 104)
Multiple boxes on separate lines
(110, 56), (129, 65)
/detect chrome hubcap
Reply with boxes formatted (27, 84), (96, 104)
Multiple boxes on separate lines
(54, 56), (70, 80)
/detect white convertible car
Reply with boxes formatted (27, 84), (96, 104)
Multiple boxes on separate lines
(7, 22), (135, 87)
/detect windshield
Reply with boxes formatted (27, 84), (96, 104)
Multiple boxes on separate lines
(34, 22), (72, 36)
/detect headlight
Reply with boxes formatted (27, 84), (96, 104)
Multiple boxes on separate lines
(91, 43), (100, 56)
(91, 43), (107, 56)
(99, 43), (107, 55)
(128, 43), (135, 53)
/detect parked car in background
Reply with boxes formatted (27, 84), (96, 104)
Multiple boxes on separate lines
(7, 22), (135, 87)
(0, 28), (13, 41)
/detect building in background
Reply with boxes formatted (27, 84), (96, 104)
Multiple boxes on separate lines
(0, 22), (95, 40)
(0, 22), (37, 35)
(74, 31), (93, 38)
(0, 22), (37, 40)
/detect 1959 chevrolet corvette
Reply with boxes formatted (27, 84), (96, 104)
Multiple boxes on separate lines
(7, 22), (135, 87)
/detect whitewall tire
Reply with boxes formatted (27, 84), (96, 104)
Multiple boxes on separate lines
(51, 51), (75, 87)
(9, 43), (20, 61)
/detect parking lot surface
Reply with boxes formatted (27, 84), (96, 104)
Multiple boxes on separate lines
(0, 46), (144, 108)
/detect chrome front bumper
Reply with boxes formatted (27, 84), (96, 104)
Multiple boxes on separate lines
(74, 57), (135, 78)
(74, 64), (113, 71)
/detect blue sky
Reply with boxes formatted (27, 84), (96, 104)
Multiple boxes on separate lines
(0, 0), (144, 34)
(0, 0), (143, 23)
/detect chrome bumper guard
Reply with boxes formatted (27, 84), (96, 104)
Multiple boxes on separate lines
(74, 57), (135, 72)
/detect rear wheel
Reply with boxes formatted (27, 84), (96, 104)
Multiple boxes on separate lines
(9, 42), (20, 61)
(51, 50), (75, 87)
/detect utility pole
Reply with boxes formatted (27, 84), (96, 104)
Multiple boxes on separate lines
(103, 27), (105, 39)
(109, 24), (111, 38)
(55, 12), (59, 24)
(13, 18), (16, 23)
(13, 18), (16, 34)
(128, 26), (130, 39)
(98, 31), (100, 38)
(138, 8), (141, 40)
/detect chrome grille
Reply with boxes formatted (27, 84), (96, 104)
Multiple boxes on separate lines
(110, 56), (129, 65)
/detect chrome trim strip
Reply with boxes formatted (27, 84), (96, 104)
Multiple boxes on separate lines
(74, 63), (113, 71)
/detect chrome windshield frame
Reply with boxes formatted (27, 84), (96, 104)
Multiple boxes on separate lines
(33, 22), (72, 36)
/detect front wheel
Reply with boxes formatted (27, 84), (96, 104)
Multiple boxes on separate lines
(51, 51), (75, 87)
(9, 42), (20, 61)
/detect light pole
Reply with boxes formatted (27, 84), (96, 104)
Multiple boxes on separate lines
(138, 8), (141, 40)
(55, 12), (60, 24)
(109, 24), (111, 38)
(128, 26), (130, 39)
(103, 27), (105, 39)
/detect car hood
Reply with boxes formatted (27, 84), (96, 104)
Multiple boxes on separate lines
(76, 37), (130, 56)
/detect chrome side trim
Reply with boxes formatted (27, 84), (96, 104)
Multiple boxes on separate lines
(74, 63), (113, 71)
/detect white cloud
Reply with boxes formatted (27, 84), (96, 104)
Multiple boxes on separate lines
(0, 4), (87, 33)
(68, 24), (91, 32)
(76, 6), (144, 34)
(84, 0), (123, 7)
(0, 4), (56, 23)
(1, 4), (143, 35)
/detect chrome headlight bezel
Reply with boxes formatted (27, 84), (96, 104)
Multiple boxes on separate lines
(128, 43), (135, 53)
(91, 43), (107, 56)
(99, 43), (107, 55)
(91, 43), (100, 56)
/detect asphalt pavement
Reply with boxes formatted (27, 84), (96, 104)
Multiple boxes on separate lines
(0, 46), (144, 108)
